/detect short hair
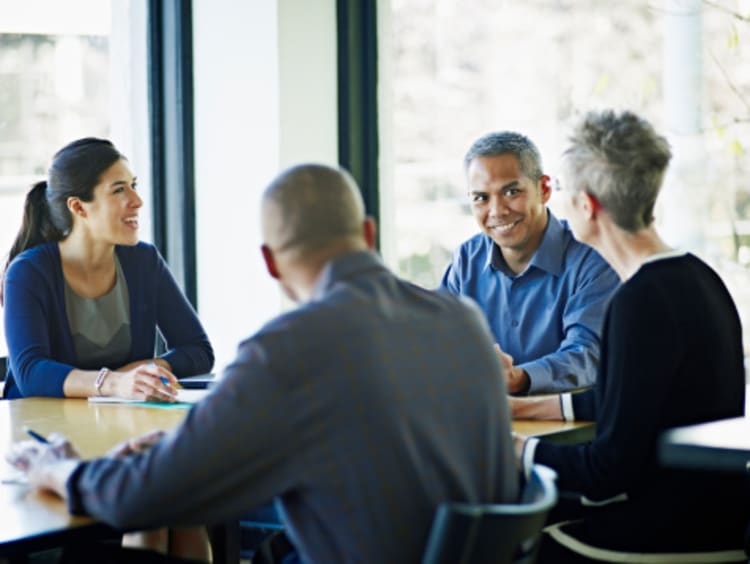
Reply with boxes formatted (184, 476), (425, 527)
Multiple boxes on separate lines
(563, 110), (672, 232)
(261, 163), (365, 257)
(463, 131), (544, 181)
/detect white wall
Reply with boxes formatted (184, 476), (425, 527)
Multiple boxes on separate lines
(193, 0), (338, 371)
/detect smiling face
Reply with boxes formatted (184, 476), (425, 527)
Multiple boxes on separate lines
(467, 153), (551, 271)
(77, 159), (142, 246)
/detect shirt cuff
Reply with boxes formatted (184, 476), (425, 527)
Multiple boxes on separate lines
(65, 461), (90, 516)
(559, 393), (575, 421)
(522, 437), (540, 480)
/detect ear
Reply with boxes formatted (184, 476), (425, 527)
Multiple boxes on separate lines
(261, 244), (280, 280)
(539, 175), (552, 204)
(580, 191), (603, 220)
(67, 196), (86, 218)
(363, 217), (377, 250)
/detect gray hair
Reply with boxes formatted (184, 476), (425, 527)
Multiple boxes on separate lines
(563, 110), (672, 232)
(464, 131), (544, 181)
(261, 163), (365, 257)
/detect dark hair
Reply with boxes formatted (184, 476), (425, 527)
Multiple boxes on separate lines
(1, 138), (124, 298)
(464, 131), (544, 181)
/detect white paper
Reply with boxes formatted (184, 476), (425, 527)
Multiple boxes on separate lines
(88, 388), (209, 405)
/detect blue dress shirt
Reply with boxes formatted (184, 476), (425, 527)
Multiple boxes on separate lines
(441, 211), (619, 393)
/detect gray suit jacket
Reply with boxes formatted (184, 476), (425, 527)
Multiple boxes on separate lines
(68, 251), (518, 563)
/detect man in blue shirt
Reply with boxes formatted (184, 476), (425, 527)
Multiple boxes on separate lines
(441, 132), (619, 394)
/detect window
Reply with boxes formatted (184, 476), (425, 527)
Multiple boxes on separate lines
(380, 0), (750, 355)
(0, 0), (150, 356)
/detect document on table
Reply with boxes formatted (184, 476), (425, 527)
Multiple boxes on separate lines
(88, 388), (209, 406)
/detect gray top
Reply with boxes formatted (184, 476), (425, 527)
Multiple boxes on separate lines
(64, 255), (131, 369)
(67, 251), (518, 563)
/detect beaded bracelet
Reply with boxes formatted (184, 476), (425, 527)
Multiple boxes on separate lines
(95, 367), (110, 397)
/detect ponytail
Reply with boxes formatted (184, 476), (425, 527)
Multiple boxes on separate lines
(1, 137), (124, 305)
(2, 181), (64, 290)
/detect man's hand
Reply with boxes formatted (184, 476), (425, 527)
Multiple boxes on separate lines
(5, 433), (81, 498)
(106, 429), (166, 459)
(494, 344), (530, 394)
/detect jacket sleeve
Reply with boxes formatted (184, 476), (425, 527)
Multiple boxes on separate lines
(3, 257), (72, 397)
(67, 337), (298, 529)
(153, 251), (214, 376)
(533, 286), (681, 500)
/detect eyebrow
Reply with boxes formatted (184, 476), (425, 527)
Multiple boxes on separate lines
(110, 177), (137, 188)
(469, 180), (521, 195)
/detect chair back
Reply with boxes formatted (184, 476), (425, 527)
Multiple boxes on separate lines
(422, 464), (558, 564)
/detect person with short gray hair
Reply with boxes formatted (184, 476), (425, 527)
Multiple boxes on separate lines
(9, 163), (518, 564)
(512, 110), (748, 560)
(442, 131), (619, 395)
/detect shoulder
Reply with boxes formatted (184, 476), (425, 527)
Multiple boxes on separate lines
(115, 242), (163, 269)
(450, 233), (492, 267)
(554, 221), (613, 280)
(6, 242), (59, 281)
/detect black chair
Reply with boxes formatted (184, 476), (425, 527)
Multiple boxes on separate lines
(422, 464), (558, 564)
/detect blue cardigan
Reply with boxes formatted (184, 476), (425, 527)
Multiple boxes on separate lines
(3, 241), (214, 398)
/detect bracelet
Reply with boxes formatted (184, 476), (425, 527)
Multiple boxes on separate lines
(95, 367), (110, 396)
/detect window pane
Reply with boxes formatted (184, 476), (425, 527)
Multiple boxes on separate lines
(0, 0), (149, 358)
(381, 0), (750, 358)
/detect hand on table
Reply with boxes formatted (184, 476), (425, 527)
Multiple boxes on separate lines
(107, 362), (180, 403)
(5, 433), (81, 498)
(106, 429), (166, 459)
(494, 344), (530, 394)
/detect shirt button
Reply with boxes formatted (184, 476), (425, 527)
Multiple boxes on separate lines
(511, 320), (519, 327)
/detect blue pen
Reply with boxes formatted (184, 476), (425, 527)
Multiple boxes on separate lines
(23, 426), (49, 444)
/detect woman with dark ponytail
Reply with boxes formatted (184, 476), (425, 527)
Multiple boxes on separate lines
(2, 138), (214, 400)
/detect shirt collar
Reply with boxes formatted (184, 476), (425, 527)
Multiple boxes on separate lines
(487, 210), (567, 277)
(311, 250), (386, 300)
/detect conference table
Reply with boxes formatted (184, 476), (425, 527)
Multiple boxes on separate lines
(659, 415), (750, 474)
(0, 397), (594, 561)
(659, 385), (750, 474)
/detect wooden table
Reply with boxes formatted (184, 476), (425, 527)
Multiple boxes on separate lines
(0, 398), (187, 558)
(513, 419), (594, 444)
(0, 398), (593, 560)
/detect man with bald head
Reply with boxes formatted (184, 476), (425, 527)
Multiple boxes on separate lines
(8, 164), (518, 563)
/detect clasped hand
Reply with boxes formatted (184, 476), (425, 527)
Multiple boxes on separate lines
(494, 344), (530, 394)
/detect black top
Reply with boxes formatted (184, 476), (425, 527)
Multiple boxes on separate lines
(536, 253), (748, 551)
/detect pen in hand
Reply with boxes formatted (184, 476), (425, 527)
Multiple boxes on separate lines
(23, 426), (49, 444)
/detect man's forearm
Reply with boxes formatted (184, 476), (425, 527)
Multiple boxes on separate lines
(509, 395), (563, 420)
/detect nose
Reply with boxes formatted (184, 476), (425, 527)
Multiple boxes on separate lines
(129, 187), (143, 208)
(488, 194), (507, 217)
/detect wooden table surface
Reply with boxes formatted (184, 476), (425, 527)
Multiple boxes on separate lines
(0, 398), (594, 556)
(0, 398), (188, 554)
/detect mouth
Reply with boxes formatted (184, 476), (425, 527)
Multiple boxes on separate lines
(486, 219), (520, 234)
(123, 217), (139, 229)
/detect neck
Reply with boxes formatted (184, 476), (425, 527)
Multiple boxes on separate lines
(502, 211), (548, 275)
(594, 223), (672, 281)
(58, 229), (115, 271)
(280, 240), (368, 303)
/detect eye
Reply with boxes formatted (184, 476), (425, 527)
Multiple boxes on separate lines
(113, 186), (125, 194)
(502, 187), (522, 197)
(470, 193), (488, 203)
(131, 181), (138, 191)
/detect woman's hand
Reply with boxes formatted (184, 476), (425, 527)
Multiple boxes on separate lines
(103, 363), (180, 402)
